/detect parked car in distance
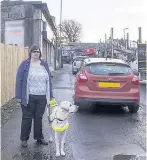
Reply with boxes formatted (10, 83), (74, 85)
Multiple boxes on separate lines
(72, 56), (89, 75)
(63, 56), (71, 64)
(74, 58), (140, 113)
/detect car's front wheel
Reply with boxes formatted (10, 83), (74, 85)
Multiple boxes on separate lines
(128, 103), (140, 113)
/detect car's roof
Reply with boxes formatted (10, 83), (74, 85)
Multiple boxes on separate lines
(84, 58), (128, 65)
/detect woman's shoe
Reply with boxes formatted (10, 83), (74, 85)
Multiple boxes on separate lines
(37, 139), (48, 145)
(21, 141), (28, 147)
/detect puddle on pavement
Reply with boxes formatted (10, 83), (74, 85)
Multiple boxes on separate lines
(113, 155), (146, 160)
(71, 143), (146, 160)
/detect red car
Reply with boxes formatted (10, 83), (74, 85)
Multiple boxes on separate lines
(74, 58), (140, 113)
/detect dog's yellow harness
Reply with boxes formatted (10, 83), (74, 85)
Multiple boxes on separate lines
(51, 123), (69, 132)
(49, 99), (69, 132)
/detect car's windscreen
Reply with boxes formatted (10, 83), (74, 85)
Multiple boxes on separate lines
(85, 63), (132, 76)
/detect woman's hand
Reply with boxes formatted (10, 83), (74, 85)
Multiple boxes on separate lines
(48, 98), (57, 107)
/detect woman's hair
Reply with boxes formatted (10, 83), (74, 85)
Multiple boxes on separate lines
(28, 44), (42, 58)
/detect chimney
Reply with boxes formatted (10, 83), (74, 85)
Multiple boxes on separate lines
(127, 33), (129, 49)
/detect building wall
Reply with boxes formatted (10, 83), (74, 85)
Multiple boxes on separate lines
(1, 1), (35, 47)
(1, 1), (26, 45)
(51, 45), (55, 68)
(1, 0), (56, 69)
(1, 1), (42, 48)
(33, 8), (43, 51)
(42, 39), (47, 60)
(42, 39), (55, 68)
(42, 13), (53, 42)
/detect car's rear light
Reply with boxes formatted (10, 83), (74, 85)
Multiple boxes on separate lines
(78, 73), (88, 83)
(132, 76), (139, 85)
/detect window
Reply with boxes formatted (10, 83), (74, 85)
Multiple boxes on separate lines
(76, 57), (88, 61)
(85, 63), (132, 76)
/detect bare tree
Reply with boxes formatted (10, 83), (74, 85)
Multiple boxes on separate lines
(58, 20), (82, 42)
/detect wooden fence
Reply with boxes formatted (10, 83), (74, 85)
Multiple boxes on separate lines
(0, 44), (28, 106)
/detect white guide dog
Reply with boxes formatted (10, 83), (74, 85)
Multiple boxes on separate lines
(47, 101), (79, 157)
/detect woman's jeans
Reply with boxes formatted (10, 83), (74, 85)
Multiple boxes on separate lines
(20, 95), (47, 141)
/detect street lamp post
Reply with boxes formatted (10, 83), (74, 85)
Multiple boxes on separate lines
(111, 27), (114, 58)
(105, 33), (107, 57)
(138, 27), (142, 43)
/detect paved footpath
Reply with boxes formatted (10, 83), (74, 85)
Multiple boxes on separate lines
(1, 65), (74, 160)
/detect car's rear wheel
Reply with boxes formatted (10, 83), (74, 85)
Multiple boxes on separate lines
(74, 99), (91, 111)
(128, 103), (140, 113)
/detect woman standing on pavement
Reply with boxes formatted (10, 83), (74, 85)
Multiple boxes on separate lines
(15, 44), (55, 147)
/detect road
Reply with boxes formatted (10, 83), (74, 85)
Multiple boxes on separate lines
(1, 64), (146, 160)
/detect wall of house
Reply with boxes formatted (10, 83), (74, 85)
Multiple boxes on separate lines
(42, 39), (55, 68)
(1, 1), (42, 48)
(1, 1), (26, 46)
(33, 7), (43, 51)
(1, 0), (56, 69)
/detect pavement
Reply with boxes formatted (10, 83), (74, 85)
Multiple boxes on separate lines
(1, 64), (146, 160)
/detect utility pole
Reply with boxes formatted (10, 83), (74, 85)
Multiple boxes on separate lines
(97, 40), (99, 57)
(100, 39), (102, 57)
(59, 0), (63, 68)
(123, 28), (129, 49)
(127, 32), (129, 49)
(123, 29), (125, 41)
(138, 27), (142, 43)
(111, 28), (114, 58)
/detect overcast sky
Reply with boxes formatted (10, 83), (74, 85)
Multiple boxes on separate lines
(44, 0), (147, 42)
